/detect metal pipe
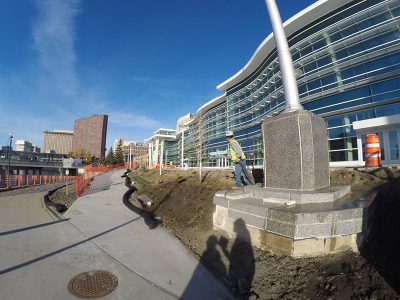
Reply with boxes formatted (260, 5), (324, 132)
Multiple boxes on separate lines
(264, 0), (303, 112)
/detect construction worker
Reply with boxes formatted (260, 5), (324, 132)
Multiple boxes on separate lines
(225, 131), (253, 189)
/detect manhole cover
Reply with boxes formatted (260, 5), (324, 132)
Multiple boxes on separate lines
(68, 270), (118, 299)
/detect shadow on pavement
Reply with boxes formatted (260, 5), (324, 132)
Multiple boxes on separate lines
(0, 217), (140, 275)
(0, 219), (70, 236)
(122, 188), (162, 230)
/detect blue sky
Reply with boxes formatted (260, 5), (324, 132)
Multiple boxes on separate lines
(0, 0), (315, 150)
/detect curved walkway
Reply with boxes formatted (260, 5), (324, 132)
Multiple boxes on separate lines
(0, 170), (233, 299)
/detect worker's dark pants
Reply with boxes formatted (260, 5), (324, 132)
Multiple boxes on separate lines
(234, 160), (252, 187)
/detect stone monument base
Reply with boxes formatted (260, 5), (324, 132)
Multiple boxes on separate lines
(213, 188), (376, 257)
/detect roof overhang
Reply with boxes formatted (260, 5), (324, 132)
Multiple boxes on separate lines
(353, 114), (400, 132)
(217, 0), (352, 92)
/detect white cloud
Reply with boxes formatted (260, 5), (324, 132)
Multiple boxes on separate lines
(32, 0), (81, 95)
(109, 112), (166, 130)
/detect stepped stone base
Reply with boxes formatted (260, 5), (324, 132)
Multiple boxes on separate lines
(213, 188), (376, 257)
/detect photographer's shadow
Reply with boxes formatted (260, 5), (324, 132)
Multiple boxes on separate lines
(219, 218), (255, 299)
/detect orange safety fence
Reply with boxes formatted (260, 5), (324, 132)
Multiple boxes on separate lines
(75, 163), (127, 197)
(0, 174), (76, 189)
(153, 163), (177, 170)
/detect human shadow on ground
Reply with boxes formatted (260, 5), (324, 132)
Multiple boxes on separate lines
(220, 218), (256, 299)
(181, 218), (256, 300)
(360, 177), (400, 293)
(180, 235), (231, 300)
(122, 187), (162, 230)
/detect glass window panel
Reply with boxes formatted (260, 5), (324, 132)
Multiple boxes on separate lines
(392, 7), (400, 17)
(372, 12), (391, 24)
(330, 137), (358, 150)
(330, 32), (342, 43)
(329, 139), (345, 150)
(292, 51), (301, 62)
(298, 84), (307, 95)
(348, 43), (365, 55)
(341, 68), (354, 79)
(327, 116), (344, 127)
(308, 79), (321, 91)
(375, 103), (400, 117)
(342, 25), (358, 38)
(330, 150), (358, 162)
(304, 61), (317, 73)
(317, 56), (331, 68)
(357, 19), (373, 31)
(335, 49), (348, 60)
(313, 39), (326, 51)
(389, 130), (399, 161)
(329, 127), (344, 139)
(300, 45), (313, 57)
(321, 74), (336, 87)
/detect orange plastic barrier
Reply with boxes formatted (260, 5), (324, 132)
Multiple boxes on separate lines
(0, 175), (76, 189)
(365, 133), (381, 167)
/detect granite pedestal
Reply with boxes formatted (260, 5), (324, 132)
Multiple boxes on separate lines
(262, 109), (329, 190)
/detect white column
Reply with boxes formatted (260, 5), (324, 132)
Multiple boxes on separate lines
(159, 140), (164, 175)
(264, 0), (303, 112)
(181, 130), (185, 168)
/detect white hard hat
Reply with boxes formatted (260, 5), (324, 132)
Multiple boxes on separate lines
(225, 131), (234, 137)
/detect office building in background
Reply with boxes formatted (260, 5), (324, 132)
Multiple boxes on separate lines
(43, 130), (73, 155)
(72, 115), (108, 158)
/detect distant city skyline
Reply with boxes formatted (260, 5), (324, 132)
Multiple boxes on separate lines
(0, 0), (315, 150)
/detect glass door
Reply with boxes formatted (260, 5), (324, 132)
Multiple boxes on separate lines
(388, 129), (400, 162)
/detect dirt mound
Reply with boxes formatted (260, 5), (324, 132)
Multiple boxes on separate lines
(129, 167), (399, 299)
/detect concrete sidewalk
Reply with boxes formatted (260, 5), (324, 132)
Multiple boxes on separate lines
(0, 170), (233, 299)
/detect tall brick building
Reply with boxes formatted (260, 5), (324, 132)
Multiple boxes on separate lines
(72, 115), (108, 158)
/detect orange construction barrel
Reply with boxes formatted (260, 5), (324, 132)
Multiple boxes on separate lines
(365, 133), (381, 167)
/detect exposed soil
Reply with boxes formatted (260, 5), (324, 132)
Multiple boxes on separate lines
(51, 167), (400, 299)
(48, 181), (77, 209)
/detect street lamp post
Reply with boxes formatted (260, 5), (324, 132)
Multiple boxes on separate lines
(7, 133), (13, 188)
(261, 0), (330, 190)
(264, 0), (303, 112)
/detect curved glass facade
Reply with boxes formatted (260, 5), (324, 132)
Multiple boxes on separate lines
(189, 0), (400, 168)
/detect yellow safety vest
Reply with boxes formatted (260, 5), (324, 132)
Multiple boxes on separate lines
(229, 140), (246, 161)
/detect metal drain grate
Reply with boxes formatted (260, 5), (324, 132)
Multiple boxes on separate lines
(68, 270), (118, 299)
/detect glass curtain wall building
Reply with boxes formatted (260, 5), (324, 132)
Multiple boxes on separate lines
(178, 0), (400, 167)
(150, 0), (400, 169)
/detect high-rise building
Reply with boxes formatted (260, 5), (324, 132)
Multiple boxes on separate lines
(72, 115), (108, 158)
(43, 130), (73, 155)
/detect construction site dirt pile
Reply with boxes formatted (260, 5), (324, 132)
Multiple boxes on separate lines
(128, 167), (399, 299)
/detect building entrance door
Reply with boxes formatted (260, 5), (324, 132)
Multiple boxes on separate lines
(384, 129), (400, 163)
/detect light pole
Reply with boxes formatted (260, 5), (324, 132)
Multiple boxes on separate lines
(264, 0), (303, 112)
(7, 133), (13, 188)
